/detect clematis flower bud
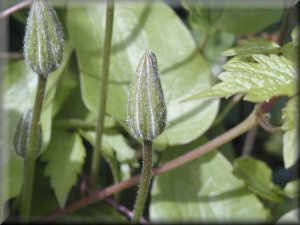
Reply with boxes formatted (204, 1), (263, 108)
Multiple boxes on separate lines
(127, 50), (167, 140)
(24, 0), (64, 78)
(13, 109), (42, 159)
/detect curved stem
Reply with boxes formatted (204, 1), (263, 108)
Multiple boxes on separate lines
(20, 75), (47, 221)
(0, 0), (32, 19)
(90, 0), (114, 189)
(132, 140), (153, 223)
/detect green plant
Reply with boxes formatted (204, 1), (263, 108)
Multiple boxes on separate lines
(19, 0), (64, 221)
(13, 109), (42, 159)
(127, 49), (167, 222)
(90, 0), (115, 190)
(0, 0), (298, 223)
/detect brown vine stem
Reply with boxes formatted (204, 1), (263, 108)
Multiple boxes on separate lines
(43, 107), (259, 222)
(0, 0), (32, 19)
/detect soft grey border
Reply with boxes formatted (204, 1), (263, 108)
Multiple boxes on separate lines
(0, 4), (8, 223)
(0, 0), (298, 223)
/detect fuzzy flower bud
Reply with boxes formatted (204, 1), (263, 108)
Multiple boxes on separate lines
(13, 109), (42, 159)
(24, 0), (64, 78)
(127, 50), (167, 140)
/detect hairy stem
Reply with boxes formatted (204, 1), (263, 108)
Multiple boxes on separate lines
(43, 107), (259, 221)
(20, 75), (47, 221)
(90, 0), (114, 189)
(132, 140), (153, 223)
(105, 198), (149, 224)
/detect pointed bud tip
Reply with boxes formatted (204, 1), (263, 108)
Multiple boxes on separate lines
(127, 50), (167, 140)
(24, 0), (64, 77)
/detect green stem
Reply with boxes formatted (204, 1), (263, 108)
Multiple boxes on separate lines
(132, 140), (153, 223)
(90, 0), (114, 189)
(20, 75), (47, 221)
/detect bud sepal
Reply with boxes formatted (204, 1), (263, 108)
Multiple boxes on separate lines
(127, 50), (167, 140)
(24, 0), (64, 77)
(13, 109), (42, 159)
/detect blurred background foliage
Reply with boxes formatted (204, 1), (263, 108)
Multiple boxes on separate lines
(0, 0), (299, 223)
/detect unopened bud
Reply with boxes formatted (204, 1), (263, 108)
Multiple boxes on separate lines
(24, 0), (64, 77)
(127, 50), (167, 140)
(13, 109), (42, 159)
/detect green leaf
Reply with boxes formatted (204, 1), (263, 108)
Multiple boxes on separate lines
(190, 29), (235, 65)
(1, 43), (72, 210)
(233, 157), (285, 202)
(1, 155), (23, 205)
(30, 162), (60, 217)
(52, 54), (78, 118)
(103, 134), (136, 163)
(276, 208), (299, 224)
(284, 179), (299, 199)
(291, 25), (299, 44)
(282, 42), (298, 65)
(270, 198), (299, 222)
(150, 139), (270, 222)
(78, 130), (122, 185)
(282, 25), (299, 66)
(282, 97), (299, 169)
(182, 0), (283, 35)
(67, 2), (219, 147)
(59, 202), (127, 223)
(79, 130), (136, 182)
(264, 133), (283, 158)
(222, 38), (281, 57)
(41, 130), (86, 208)
(182, 54), (298, 103)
